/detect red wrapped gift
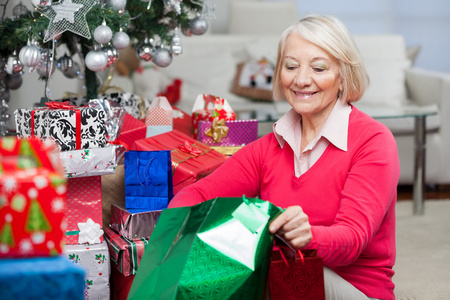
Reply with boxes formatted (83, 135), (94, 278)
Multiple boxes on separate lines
(110, 262), (136, 300)
(0, 137), (67, 258)
(191, 94), (236, 139)
(269, 245), (325, 300)
(104, 227), (148, 277)
(115, 113), (147, 150)
(131, 130), (227, 194)
(65, 176), (104, 245)
(172, 105), (192, 137)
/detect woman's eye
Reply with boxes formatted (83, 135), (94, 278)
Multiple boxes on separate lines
(313, 67), (325, 72)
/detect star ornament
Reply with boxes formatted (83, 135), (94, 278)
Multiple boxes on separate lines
(42, 0), (96, 43)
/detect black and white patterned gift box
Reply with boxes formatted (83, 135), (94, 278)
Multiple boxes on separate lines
(98, 92), (150, 119)
(14, 104), (107, 151)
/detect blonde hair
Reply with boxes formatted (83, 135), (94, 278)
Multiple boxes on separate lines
(272, 15), (369, 103)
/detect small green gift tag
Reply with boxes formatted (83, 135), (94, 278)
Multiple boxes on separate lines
(232, 196), (270, 234)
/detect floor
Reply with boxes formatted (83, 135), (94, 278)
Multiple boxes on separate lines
(396, 184), (450, 201)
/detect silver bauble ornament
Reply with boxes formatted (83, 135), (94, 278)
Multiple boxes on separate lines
(152, 47), (172, 68)
(57, 54), (73, 72)
(5, 51), (23, 75)
(170, 27), (182, 55)
(103, 45), (119, 67)
(112, 31), (130, 49)
(189, 16), (209, 35)
(105, 0), (127, 10)
(12, 2), (29, 19)
(5, 74), (23, 90)
(94, 22), (113, 45)
(181, 26), (192, 37)
(31, 0), (52, 7)
(137, 40), (154, 62)
(19, 43), (42, 68)
(37, 49), (56, 77)
(63, 62), (81, 79)
(85, 50), (108, 72)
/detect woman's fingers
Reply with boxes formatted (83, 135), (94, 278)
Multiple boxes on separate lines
(270, 206), (312, 248)
(270, 206), (303, 233)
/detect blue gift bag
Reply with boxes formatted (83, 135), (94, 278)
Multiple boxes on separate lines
(124, 150), (174, 210)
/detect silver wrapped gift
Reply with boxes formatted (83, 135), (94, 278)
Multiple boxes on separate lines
(110, 202), (162, 239)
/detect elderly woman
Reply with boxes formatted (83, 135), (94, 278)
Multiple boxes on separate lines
(169, 15), (400, 300)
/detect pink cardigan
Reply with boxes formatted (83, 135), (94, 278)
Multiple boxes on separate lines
(169, 107), (400, 300)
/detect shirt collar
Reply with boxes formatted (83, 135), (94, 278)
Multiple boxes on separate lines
(273, 99), (351, 151)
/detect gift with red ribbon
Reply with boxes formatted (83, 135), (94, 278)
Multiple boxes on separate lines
(131, 130), (227, 194)
(0, 136), (67, 258)
(105, 227), (149, 300)
(104, 227), (149, 277)
(191, 94), (236, 139)
(14, 101), (107, 151)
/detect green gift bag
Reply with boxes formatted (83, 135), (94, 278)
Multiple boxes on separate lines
(128, 196), (281, 300)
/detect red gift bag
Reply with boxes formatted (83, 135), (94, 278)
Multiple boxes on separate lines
(269, 242), (325, 300)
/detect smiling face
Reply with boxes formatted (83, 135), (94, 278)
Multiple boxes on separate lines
(281, 33), (342, 123)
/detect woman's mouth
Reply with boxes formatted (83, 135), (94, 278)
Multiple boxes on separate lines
(293, 90), (318, 97)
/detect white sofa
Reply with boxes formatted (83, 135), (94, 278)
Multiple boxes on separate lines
(112, 32), (450, 186)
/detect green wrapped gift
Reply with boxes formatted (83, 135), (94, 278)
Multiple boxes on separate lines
(128, 196), (281, 300)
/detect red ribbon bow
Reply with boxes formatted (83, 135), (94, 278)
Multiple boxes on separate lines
(45, 101), (76, 109)
(178, 141), (203, 157)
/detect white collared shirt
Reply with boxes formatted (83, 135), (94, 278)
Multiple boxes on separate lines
(273, 99), (351, 177)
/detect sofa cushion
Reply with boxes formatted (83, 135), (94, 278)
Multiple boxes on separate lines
(353, 35), (411, 108)
(244, 36), (281, 64)
(227, 1), (298, 35)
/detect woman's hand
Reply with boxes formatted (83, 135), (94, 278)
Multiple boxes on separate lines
(269, 206), (312, 249)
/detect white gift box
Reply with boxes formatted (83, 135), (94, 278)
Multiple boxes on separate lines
(56, 145), (125, 178)
(64, 241), (110, 300)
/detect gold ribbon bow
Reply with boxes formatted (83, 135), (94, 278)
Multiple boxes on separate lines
(205, 118), (229, 143)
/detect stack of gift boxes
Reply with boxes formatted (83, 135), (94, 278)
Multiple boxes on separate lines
(2, 92), (259, 299)
(0, 137), (86, 299)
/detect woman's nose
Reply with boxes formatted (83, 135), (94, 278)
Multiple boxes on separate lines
(294, 68), (312, 87)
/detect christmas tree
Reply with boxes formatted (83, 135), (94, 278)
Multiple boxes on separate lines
(26, 198), (52, 233)
(0, 0), (213, 135)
